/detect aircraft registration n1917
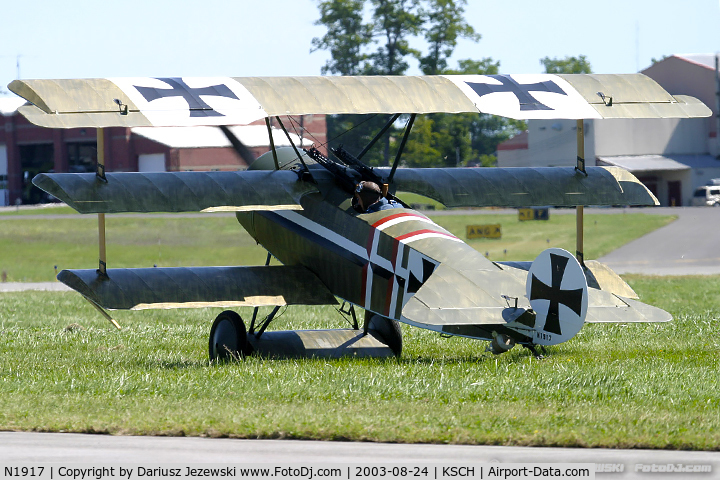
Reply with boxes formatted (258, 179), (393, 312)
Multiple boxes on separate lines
(8, 74), (711, 360)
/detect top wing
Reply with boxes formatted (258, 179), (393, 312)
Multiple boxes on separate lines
(9, 74), (710, 129)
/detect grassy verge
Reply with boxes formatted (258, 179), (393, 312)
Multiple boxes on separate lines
(0, 276), (718, 448)
(0, 211), (674, 282)
(430, 211), (674, 261)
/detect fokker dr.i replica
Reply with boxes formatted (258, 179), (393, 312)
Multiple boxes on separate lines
(9, 74), (710, 359)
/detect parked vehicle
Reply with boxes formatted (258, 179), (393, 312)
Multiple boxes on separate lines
(691, 185), (720, 206)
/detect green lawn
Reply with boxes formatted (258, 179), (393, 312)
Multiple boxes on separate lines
(0, 276), (718, 448)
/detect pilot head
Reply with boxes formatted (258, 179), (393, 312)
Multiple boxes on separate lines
(352, 181), (382, 213)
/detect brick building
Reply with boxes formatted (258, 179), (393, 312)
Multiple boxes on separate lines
(0, 99), (326, 205)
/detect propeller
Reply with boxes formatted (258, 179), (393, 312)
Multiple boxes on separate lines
(219, 125), (256, 166)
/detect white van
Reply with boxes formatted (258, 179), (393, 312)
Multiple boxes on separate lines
(691, 185), (720, 206)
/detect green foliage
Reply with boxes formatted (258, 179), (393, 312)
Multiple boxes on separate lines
(399, 116), (442, 167)
(417, 0), (480, 76)
(311, 0), (371, 75)
(540, 55), (593, 74)
(364, 0), (423, 76)
(651, 55), (670, 65)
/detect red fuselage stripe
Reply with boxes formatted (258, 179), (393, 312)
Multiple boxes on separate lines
(395, 229), (459, 242)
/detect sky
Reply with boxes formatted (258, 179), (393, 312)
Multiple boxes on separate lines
(1, 0), (719, 96)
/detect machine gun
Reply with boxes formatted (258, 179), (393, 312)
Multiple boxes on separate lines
(304, 147), (359, 194)
(305, 146), (409, 208)
(330, 146), (386, 190)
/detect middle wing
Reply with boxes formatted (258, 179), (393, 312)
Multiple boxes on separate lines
(34, 165), (658, 213)
(33, 170), (317, 214)
(386, 165), (658, 207)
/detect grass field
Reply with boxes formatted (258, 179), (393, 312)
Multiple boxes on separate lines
(0, 276), (718, 448)
(1, 209), (718, 449)
(0, 209), (673, 282)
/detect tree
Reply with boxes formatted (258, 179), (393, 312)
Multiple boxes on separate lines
(540, 55), (592, 74)
(417, 0), (480, 76)
(311, 0), (371, 75)
(364, 0), (423, 76)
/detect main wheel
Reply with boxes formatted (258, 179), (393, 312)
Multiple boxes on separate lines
(209, 310), (249, 361)
(366, 313), (402, 357)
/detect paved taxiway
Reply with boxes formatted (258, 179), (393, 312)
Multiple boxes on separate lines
(1, 432), (719, 479)
(596, 207), (720, 275)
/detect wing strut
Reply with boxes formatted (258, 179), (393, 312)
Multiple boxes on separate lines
(265, 118), (280, 170)
(388, 114), (416, 185)
(357, 113), (401, 160)
(248, 251), (273, 335)
(96, 127), (108, 277)
(275, 116), (312, 174)
(576, 119), (586, 266)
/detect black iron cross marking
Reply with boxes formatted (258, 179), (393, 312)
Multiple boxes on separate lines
(529, 253), (584, 335)
(466, 75), (567, 111)
(133, 78), (239, 117)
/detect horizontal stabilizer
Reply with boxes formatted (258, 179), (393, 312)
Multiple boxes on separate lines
(387, 166), (658, 207)
(58, 265), (338, 310)
(33, 170), (317, 214)
(9, 74), (710, 129)
(498, 260), (639, 299)
(496, 261), (671, 323)
(400, 264), (529, 328)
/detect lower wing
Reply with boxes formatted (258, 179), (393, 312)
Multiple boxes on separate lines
(59, 265), (338, 310)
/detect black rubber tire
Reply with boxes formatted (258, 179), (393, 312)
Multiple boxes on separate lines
(366, 313), (403, 357)
(208, 310), (249, 362)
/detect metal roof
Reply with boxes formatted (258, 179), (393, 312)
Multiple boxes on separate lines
(131, 125), (313, 149)
(0, 96), (26, 116)
(673, 54), (717, 70)
(597, 154), (720, 172)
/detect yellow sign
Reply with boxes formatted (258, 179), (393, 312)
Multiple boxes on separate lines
(518, 207), (549, 221)
(518, 208), (533, 221)
(466, 224), (501, 239)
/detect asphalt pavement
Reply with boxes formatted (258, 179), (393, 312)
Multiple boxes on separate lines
(597, 207), (720, 275)
(1, 432), (719, 478)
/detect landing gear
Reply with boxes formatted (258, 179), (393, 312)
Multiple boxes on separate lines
(207, 308), (399, 361)
(209, 310), (250, 361)
(364, 312), (403, 357)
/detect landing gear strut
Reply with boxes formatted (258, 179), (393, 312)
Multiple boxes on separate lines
(364, 312), (403, 357)
(523, 343), (546, 359)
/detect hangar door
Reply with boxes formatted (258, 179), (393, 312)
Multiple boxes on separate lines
(139, 154), (166, 172)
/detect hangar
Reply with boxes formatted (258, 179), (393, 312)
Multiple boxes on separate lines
(498, 54), (720, 206)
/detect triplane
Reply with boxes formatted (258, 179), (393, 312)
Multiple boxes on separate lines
(8, 74), (710, 360)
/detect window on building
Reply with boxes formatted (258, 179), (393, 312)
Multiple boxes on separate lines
(19, 144), (54, 204)
(67, 142), (97, 173)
